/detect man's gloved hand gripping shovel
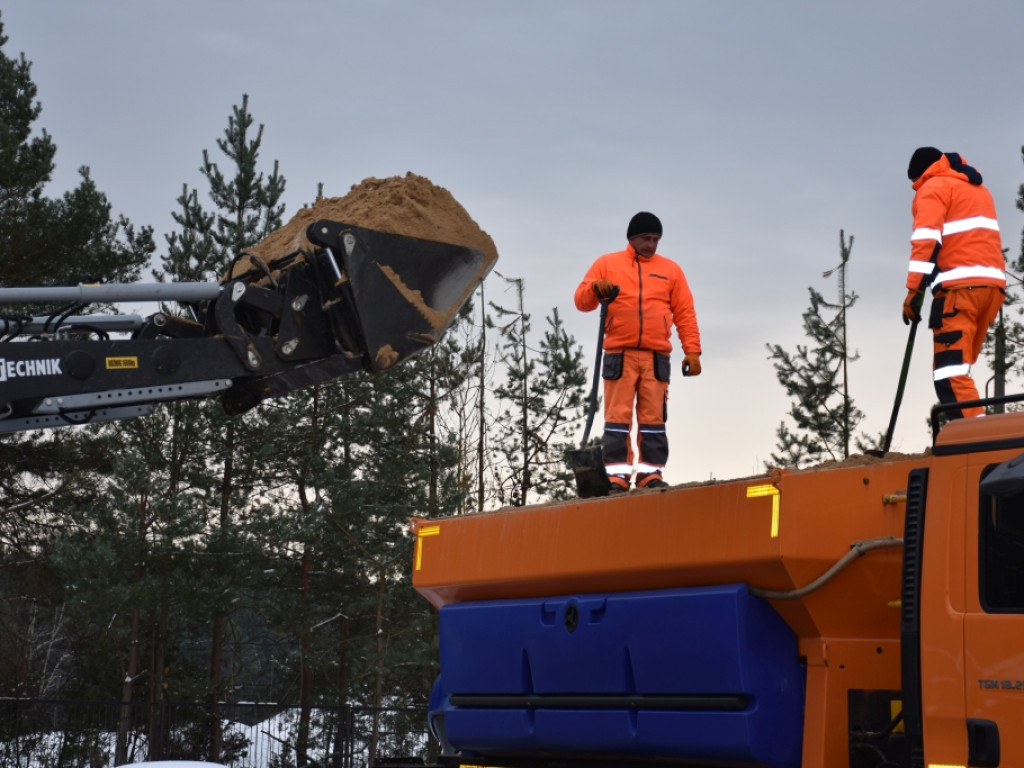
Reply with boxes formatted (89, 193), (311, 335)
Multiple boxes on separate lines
(569, 287), (618, 498)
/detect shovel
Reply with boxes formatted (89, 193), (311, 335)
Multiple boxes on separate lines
(867, 317), (920, 458)
(569, 292), (616, 498)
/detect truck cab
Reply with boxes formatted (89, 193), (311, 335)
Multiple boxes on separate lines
(911, 410), (1024, 767)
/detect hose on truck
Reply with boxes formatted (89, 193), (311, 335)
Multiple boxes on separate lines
(748, 536), (904, 601)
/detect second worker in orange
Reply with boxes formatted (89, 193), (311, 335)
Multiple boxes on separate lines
(574, 211), (702, 492)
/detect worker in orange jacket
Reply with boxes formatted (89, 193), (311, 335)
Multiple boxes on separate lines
(903, 148), (1005, 419)
(574, 212), (702, 492)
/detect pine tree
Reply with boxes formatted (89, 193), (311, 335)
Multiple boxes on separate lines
(416, 295), (496, 514)
(475, 284), (491, 510)
(0, 14), (152, 290)
(766, 231), (874, 468)
(0, 12), (154, 699)
(490, 275), (588, 505)
(0, 11), (153, 516)
(530, 307), (588, 500)
(982, 145), (1024, 409)
(47, 407), (213, 764)
(161, 94), (284, 283)
(410, 304), (478, 516)
(156, 94), (287, 761)
(0, 14), (54, 233)
(243, 353), (459, 760)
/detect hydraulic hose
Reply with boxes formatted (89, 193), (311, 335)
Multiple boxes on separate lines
(749, 536), (904, 600)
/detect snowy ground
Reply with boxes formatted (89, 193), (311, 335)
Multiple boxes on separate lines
(3, 705), (430, 768)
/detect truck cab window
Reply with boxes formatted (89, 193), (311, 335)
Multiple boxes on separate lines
(980, 477), (1024, 611)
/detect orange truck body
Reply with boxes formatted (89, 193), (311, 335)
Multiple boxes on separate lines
(412, 411), (1024, 768)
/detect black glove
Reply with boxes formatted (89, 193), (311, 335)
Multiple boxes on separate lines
(593, 279), (620, 301)
(902, 290), (924, 325)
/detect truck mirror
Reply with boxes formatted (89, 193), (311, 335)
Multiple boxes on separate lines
(980, 452), (1024, 498)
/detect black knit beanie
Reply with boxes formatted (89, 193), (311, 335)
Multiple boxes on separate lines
(627, 211), (662, 239)
(907, 147), (942, 180)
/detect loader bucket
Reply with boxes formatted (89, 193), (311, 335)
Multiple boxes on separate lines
(306, 220), (494, 371)
(219, 220), (495, 414)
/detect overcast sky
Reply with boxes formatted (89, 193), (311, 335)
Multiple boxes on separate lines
(4, 1), (1024, 484)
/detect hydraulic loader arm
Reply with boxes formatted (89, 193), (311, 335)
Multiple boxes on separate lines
(0, 221), (494, 434)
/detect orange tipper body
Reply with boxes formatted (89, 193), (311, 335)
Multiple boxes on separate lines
(412, 409), (1024, 768)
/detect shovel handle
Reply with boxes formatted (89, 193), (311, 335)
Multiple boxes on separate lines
(879, 318), (919, 454)
(580, 297), (612, 447)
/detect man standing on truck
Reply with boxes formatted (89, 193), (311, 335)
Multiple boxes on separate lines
(903, 147), (1006, 418)
(574, 211), (702, 492)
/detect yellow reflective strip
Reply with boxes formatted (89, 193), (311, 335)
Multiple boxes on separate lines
(415, 525), (440, 570)
(746, 484), (781, 538)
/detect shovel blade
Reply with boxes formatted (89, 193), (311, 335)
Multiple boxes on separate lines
(569, 446), (612, 498)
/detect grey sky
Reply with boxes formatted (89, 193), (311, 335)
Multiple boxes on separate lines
(4, 1), (1024, 482)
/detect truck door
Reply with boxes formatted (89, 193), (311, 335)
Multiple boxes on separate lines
(962, 457), (1024, 767)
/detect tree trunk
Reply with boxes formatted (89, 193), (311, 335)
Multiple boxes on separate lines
(518, 306), (530, 506)
(297, 541), (313, 767)
(116, 496), (148, 765)
(335, 615), (351, 768)
(149, 605), (169, 760)
(115, 605), (140, 765)
(208, 612), (224, 762)
(477, 283), (486, 512)
(369, 564), (387, 768)
(428, 351), (439, 516)
(209, 420), (234, 763)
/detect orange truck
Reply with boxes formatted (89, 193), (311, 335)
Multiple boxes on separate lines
(412, 404), (1024, 768)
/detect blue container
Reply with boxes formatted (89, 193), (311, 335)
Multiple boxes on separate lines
(429, 584), (804, 768)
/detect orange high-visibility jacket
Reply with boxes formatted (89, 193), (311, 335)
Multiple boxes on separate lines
(574, 243), (701, 356)
(907, 153), (1005, 294)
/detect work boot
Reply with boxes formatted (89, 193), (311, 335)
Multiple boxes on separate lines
(608, 474), (630, 494)
(636, 472), (668, 489)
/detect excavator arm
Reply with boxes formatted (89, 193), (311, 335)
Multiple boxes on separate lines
(0, 221), (494, 434)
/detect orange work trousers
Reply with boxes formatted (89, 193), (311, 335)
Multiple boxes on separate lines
(929, 285), (1004, 418)
(601, 348), (669, 477)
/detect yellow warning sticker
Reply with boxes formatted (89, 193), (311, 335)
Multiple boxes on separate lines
(415, 524), (441, 570)
(105, 357), (139, 370)
(746, 484), (781, 538)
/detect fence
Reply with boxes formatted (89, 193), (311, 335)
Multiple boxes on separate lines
(0, 699), (435, 768)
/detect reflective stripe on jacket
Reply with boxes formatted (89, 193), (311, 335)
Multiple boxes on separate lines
(907, 153), (1005, 294)
(574, 243), (701, 356)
